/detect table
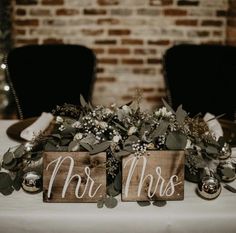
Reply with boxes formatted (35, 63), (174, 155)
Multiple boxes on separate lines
(0, 120), (236, 233)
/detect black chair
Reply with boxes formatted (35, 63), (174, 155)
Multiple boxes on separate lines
(163, 44), (236, 121)
(6, 44), (96, 119)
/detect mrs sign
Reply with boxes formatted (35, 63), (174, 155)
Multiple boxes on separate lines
(43, 152), (106, 203)
(122, 151), (185, 201)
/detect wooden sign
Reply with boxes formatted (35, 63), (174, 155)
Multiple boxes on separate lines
(43, 152), (106, 203)
(122, 151), (185, 201)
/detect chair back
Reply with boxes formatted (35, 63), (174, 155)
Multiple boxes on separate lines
(163, 44), (236, 121)
(7, 44), (96, 119)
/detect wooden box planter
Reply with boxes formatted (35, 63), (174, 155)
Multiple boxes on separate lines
(122, 150), (185, 201)
(43, 152), (106, 203)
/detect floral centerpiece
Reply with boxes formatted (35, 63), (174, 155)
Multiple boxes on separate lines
(0, 95), (235, 204)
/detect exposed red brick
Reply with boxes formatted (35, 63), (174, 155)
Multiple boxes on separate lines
(16, 0), (37, 5)
(142, 88), (155, 92)
(42, 19), (66, 26)
(84, 9), (107, 15)
(43, 38), (64, 44)
(16, 9), (26, 16)
(216, 10), (227, 17)
(16, 38), (39, 44)
(108, 48), (130, 54)
(158, 87), (166, 93)
(176, 19), (198, 26)
(228, 19), (236, 27)
(92, 48), (105, 54)
(81, 29), (104, 36)
(133, 68), (156, 75)
(14, 29), (26, 35)
(122, 95), (133, 101)
(164, 9), (187, 16)
(122, 59), (143, 65)
(98, 58), (118, 64)
(56, 9), (79, 16)
(96, 67), (105, 73)
(148, 40), (170, 45)
(177, 0), (199, 6)
(95, 40), (117, 45)
(111, 9), (132, 16)
(137, 8), (160, 16)
(108, 29), (130, 35)
(97, 77), (117, 82)
(42, 0), (64, 5)
(202, 20), (223, 27)
(188, 30), (210, 37)
(202, 40), (223, 45)
(30, 9), (51, 16)
(134, 49), (156, 55)
(147, 58), (162, 64)
(15, 19), (39, 26)
(122, 39), (143, 45)
(97, 0), (119, 5)
(146, 96), (162, 102)
(213, 31), (223, 36)
(150, 0), (173, 6)
(97, 18), (120, 25)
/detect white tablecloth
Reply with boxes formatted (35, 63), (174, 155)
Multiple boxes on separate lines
(0, 120), (236, 233)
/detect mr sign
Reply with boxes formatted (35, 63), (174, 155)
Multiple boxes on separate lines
(43, 152), (106, 203)
(122, 151), (185, 201)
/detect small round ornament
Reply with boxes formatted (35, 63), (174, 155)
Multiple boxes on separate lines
(197, 174), (221, 200)
(219, 143), (231, 160)
(22, 171), (42, 193)
(217, 161), (236, 182)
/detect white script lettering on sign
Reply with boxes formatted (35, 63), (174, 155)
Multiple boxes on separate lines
(43, 152), (106, 203)
(122, 151), (185, 201)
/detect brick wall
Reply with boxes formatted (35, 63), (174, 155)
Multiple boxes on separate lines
(227, 0), (236, 45)
(12, 0), (228, 110)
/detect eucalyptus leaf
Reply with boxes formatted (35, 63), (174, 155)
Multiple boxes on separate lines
(80, 142), (93, 152)
(152, 120), (169, 137)
(0, 186), (14, 196)
(68, 141), (80, 152)
(2, 159), (17, 170)
(224, 184), (236, 193)
(205, 145), (218, 154)
(113, 171), (122, 192)
(104, 196), (118, 208)
(90, 141), (111, 155)
(176, 105), (187, 124)
(30, 151), (43, 161)
(44, 142), (58, 151)
(51, 134), (61, 140)
(80, 95), (87, 108)
(14, 145), (25, 158)
(137, 201), (151, 207)
(162, 98), (175, 114)
(61, 127), (76, 136)
(107, 183), (120, 197)
(222, 167), (235, 178)
(114, 150), (131, 160)
(112, 120), (127, 131)
(61, 138), (71, 146)
(80, 134), (97, 146)
(166, 132), (187, 150)
(97, 199), (104, 208)
(0, 172), (13, 189)
(125, 135), (139, 146)
(13, 171), (23, 191)
(3, 152), (14, 165)
(153, 200), (167, 207)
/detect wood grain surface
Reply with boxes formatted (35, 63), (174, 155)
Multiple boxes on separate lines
(43, 152), (106, 203)
(122, 151), (185, 201)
